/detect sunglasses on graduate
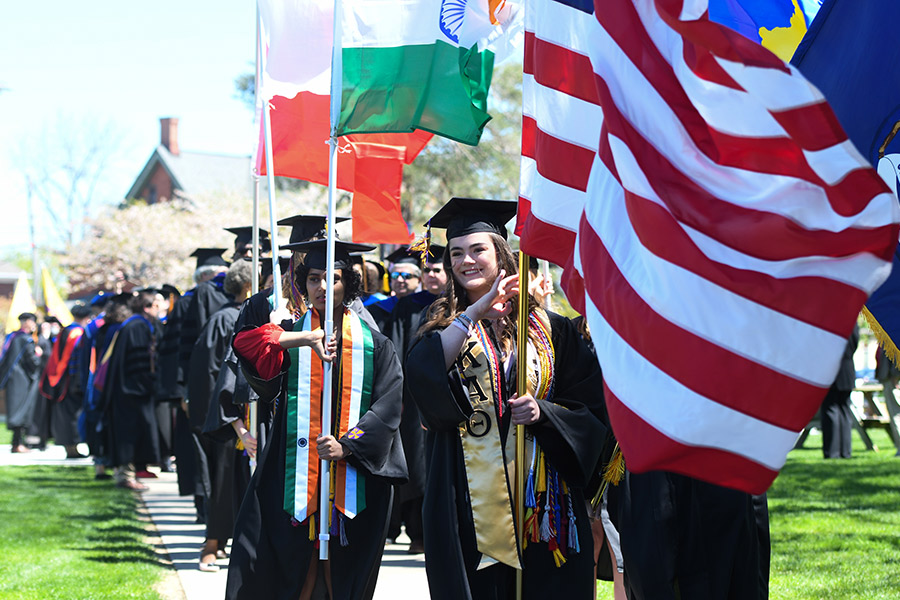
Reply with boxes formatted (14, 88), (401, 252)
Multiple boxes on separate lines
(390, 272), (418, 281)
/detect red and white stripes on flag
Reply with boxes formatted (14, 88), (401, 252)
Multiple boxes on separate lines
(517, 0), (900, 494)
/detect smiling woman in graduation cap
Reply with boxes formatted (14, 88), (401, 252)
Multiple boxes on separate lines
(225, 238), (407, 600)
(408, 198), (609, 600)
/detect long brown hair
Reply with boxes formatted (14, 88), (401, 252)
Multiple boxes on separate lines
(418, 232), (540, 353)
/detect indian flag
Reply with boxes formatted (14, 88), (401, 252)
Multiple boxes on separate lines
(257, 0), (520, 242)
(338, 0), (518, 145)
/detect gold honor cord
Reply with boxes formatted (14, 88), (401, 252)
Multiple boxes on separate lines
(516, 251), (530, 600)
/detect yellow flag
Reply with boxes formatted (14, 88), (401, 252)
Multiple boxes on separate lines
(5, 273), (38, 334)
(41, 267), (72, 326)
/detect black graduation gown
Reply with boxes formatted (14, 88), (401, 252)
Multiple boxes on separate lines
(158, 291), (199, 495)
(26, 335), (53, 442)
(609, 470), (770, 600)
(85, 320), (120, 464)
(371, 291), (437, 504)
(202, 343), (264, 523)
(225, 320), (407, 600)
(104, 316), (160, 467)
(1, 331), (42, 430)
(188, 302), (241, 540)
(407, 311), (608, 600)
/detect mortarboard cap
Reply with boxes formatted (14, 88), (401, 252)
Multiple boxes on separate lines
(277, 214), (351, 247)
(160, 284), (181, 298)
(225, 226), (272, 254)
(424, 243), (445, 263)
(428, 197), (518, 241)
(70, 303), (93, 319)
(385, 246), (419, 267)
(287, 240), (376, 270)
(260, 255), (292, 281)
(351, 255), (386, 280)
(90, 292), (108, 307)
(191, 248), (229, 269)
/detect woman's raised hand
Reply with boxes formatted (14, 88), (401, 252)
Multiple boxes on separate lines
(468, 269), (519, 321)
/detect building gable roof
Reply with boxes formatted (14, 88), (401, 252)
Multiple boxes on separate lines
(125, 145), (252, 201)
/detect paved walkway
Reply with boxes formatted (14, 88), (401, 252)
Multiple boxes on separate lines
(0, 442), (430, 599)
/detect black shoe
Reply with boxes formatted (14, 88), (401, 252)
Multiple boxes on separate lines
(408, 540), (425, 554)
(95, 473), (113, 481)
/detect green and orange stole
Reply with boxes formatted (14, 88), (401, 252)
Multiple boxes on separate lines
(283, 308), (374, 531)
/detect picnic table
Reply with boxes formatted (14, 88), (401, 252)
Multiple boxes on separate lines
(795, 382), (900, 453)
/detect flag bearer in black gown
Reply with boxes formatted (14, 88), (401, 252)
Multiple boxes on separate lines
(226, 239), (407, 600)
(407, 198), (609, 600)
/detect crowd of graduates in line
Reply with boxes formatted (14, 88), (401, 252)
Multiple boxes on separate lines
(1, 199), (773, 600)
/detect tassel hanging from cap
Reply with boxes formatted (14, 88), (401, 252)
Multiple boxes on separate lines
(603, 446), (625, 487)
(409, 226), (431, 262)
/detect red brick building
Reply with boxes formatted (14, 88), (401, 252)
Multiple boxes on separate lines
(126, 117), (253, 203)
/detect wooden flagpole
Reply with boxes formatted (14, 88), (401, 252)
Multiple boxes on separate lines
(516, 250), (530, 599)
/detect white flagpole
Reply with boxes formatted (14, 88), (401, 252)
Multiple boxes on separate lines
(319, 0), (344, 561)
(258, 3), (283, 311)
(248, 3), (263, 474)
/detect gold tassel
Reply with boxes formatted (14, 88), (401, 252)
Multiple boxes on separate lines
(591, 443), (624, 515)
(536, 449), (547, 493)
(308, 514), (316, 542)
(409, 230), (431, 261)
(552, 548), (566, 567)
(862, 307), (900, 368)
(603, 446), (625, 487)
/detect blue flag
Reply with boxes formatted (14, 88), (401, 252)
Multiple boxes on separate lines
(709, 0), (822, 60)
(792, 0), (900, 361)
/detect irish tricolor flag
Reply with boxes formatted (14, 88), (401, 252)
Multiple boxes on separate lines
(258, 0), (519, 242)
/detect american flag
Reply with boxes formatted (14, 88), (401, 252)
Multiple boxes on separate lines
(517, 0), (900, 493)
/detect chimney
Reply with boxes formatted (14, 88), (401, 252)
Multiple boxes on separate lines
(160, 117), (180, 156)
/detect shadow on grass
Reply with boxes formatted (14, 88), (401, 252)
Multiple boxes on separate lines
(770, 459), (900, 511)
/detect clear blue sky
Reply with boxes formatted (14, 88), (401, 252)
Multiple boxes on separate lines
(0, 1), (258, 255)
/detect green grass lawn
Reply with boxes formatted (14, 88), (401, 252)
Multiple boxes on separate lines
(0, 465), (168, 600)
(597, 429), (900, 599)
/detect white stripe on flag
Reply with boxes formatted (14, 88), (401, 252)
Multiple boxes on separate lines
(520, 156), (587, 232)
(523, 74), (603, 149)
(583, 298), (797, 471)
(589, 19), (890, 233)
(592, 138), (848, 386)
